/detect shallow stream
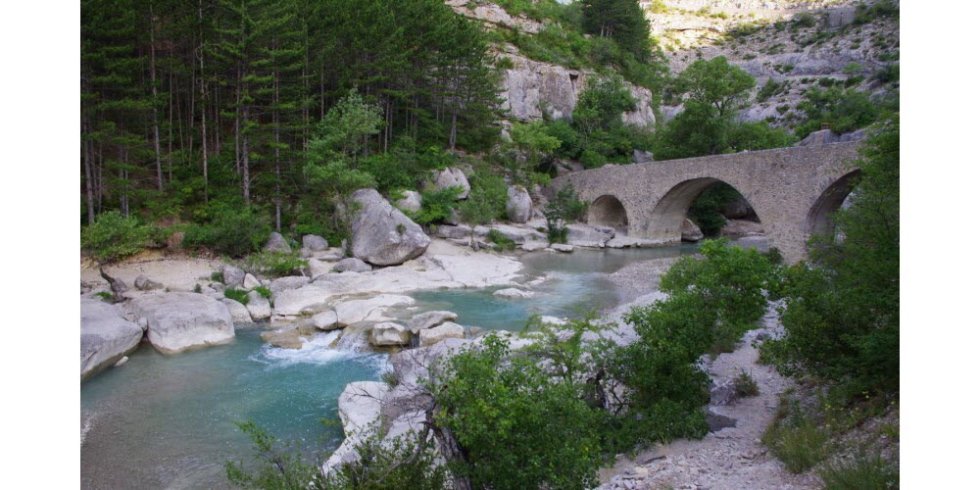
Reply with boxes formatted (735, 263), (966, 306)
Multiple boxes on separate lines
(80, 245), (696, 489)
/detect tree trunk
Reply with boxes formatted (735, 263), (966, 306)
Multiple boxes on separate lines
(148, 5), (164, 192)
(242, 104), (251, 203)
(83, 122), (95, 225)
(198, 0), (209, 204)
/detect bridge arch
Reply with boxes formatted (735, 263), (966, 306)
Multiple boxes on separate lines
(647, 177), (764, 240)
(588, 195), (629, 232)
(806, 170), (862, 237)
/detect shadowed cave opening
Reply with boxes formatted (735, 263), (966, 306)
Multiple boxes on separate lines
(588, 195), (629, 233)
(649, 178), (767, 248)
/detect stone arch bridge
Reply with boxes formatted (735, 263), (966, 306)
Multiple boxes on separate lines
(551, 141), (863, 263)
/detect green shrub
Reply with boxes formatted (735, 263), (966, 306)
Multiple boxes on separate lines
(792, 12), (818, 28)
(225, 421), (324, 489)
(875, 64), (899, 85)
(854, 0), (899, 25)
(81, 211), (153, 263)
(544, 183), (586, 244)
(756, 78), (784, 102)
(819, 456), (899, 490)
(224, 288), (250, 305)
(244, 251), (307, 278)
(95, 291), (114, 302)
(183, 206), (271, 258)
(688, 183), (738, 237)
(486, 229), (516, 251)
(413, 187), (460, 226)
(794, 87), (879, 138)
(434, 334), (604, 490)
(325, 428), (448, 490)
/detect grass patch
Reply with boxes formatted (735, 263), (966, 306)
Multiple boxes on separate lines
(734, 369), (760, 398)
(224, 288), (250, 305)
(243, 252), (307, 277)
(253, 286), (272, 299)
(487, 229), (517, 251)
(762, 397), (829, 473)
(819, 456), (899, 489)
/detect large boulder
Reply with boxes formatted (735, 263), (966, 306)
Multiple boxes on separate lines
(246, 290), (272, 321)
(419, 321), (466, 347)
(681, 218), (704, 242)
(567, 224), (615, 247)
(334, 294), (415, 326)
(302, 234), (330, 252)
(264, 232), (292, 253)
(720, 219), (766, 238)
(269, 276), (310, 295)
(797, 129), (840, 147)
(221, 298), (254, 324)
(222, 265), (245, 287)
(407, 310), (458, 334)
(81, 298), (143, 380)
(350, 189), (431, 266)
(506, 185), (533, 223)
(394, 190), (423, 213)
(369, 322), (411, 347)
(338, 381), (390, 436)
(126, 292), (234, 354)
(432, 167), (470, 199)
(722, 196), (756, 220)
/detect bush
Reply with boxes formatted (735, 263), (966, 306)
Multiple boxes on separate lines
(183, 205), (271, 258)
(82, 211), (153, 263)
(434, 334), (604, 490)
(325, 428), (448, 490)
(243, 251), (308, 278)
(224, 288), (250, 305)
(225, 421), (324, 489)
(794, 87), (879, 138)
(544, 183), (586, 244)
(819, 456), (899, 490)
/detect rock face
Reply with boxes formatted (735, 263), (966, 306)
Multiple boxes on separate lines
(567, 224), (615, 248)
(723, 195), (756, 220)
(334, 294), (415, 326)
(312, 310), (340, 331)
(798, 129), (840, 147)
(81, 298), (143, 380)
(333, 257), (372, 273)
(302, 234), (330, 251)
(369, 322), (411, 347)
(394, 190), (423, 213)
(126, 292), (235, 354)
(499, 52), (656, 127)
(350, 188), (431, 266)
(243, 273), (261, 290)
(419, 321), (466, 347)
(681, 218), (704, 242)
(506, 185), (533, 223)
(433, 167), (470, 199)
(264, 232), (292, 253)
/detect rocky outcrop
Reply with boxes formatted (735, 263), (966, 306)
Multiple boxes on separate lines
(395, 190), (423, 213)
(567, 224), (616, 248)
(323, 381), (391, 474)
(681, 218), (704, 242)
(334, 294), (415, 326)
(126, 292), (234, 354)
(369, 322), (411, 347)
(499, 51), (656, 127)
(81, 298), (143, 380)
(333, 257), (372, 273)
(350, 188), (431, 266)
(269, 276), (310, 295)
(432, 167), (471, 199)
(506, 185), (533, 223)
(493, 287), (533, 299)
(447, 0), (542, 34)
(264, 232), (292, 253)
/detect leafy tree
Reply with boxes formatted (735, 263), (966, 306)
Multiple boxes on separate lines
(544, 183), (587, 243)
(767, 115), (899, 398)
(508, 121), (561, 183)
(458, 186), (498, 250)
(794, 87), (879, 138)
(654, 56), (792, 159)
(581, 0), (651, 59)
